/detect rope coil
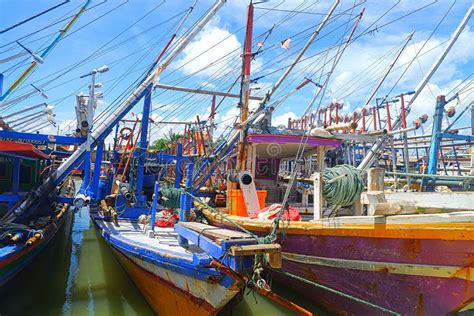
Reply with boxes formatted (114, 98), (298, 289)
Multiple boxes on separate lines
(322, 164), (364, 207)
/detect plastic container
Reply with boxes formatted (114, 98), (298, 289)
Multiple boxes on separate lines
(228, 189), (267, 216)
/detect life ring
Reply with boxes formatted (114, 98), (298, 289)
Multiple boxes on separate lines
(119, 127), (133, 139)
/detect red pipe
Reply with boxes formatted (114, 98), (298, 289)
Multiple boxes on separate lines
(400, 94), (407, 129)
(372, 107), (377, 130)
(385, 101), (392, 131)
(187, 129), (191, 155)
(361, 108), (367, 132)
(352, 112), (357, 134)
(329, 105), (333, 125)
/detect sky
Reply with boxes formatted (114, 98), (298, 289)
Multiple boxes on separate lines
(0, 0), (473, 142)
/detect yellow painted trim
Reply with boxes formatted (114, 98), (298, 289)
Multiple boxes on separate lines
(203, 209), (474, 240)
(282, 252), (474, 281)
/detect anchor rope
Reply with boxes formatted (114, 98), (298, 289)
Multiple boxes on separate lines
(183, 191), (270, 244)
(269, 268), (401, 315)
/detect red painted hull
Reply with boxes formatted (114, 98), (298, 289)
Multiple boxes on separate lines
(205, 211), (474, 315)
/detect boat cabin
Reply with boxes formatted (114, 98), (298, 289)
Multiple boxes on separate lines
(0, 140), (50, 216)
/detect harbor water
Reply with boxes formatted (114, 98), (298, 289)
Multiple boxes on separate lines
(0, 207), (324, 315)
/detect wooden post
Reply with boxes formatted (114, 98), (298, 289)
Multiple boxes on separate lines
(246, 143), (256, 179)
(367, 167), (385, 191)
(470, 149), (474, 175)
(317, 146), (326, 172)
(313, 172), (324, 220)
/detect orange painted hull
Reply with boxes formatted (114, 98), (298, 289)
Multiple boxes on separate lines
(112, 248), (220, 316)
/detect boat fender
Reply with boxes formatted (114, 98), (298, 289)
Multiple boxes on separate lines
(10, 232), (23, 242)
(25, 231), (43, 246)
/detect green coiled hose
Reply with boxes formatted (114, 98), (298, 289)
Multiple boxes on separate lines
(322, 164), (364, 207)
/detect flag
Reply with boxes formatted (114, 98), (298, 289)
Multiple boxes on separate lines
(280, 38), (291, 49)
(153, 65), (163, 87)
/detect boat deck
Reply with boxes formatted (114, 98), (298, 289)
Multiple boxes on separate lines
(94, 217), (206, 263)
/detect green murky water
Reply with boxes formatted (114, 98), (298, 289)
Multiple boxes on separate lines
(0, 208), (323, 315)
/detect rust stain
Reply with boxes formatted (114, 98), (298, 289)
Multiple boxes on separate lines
(451, 255), (474, 299)
(206, 275), (220, 284)
(402, 239), (421, 260)
(416, 293), (424, 316)
(375, 267), (389, 273)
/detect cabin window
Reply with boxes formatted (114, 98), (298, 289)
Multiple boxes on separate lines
(0, 163), (6, 179)
(20, 165), (32, 184)
(255, 158), (279, 179)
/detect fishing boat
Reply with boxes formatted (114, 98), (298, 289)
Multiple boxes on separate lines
(0, 0), (95, 287)
(202, 98), (474, 315)
(0, 140), (75, 287)
(192, 3), (474, 316)
(35, 1), (310, 314)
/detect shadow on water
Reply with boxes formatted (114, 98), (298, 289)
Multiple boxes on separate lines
(0, 206), (326, 315)
(0, 208), (154, 316)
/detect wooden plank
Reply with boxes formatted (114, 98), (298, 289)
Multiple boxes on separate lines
(267, 252), (282, 269)
(178, 221), (251, 240)
(384, 192), (474, 210)
(373, 202), (473, 216)
(313, 172), (323, 220)
(229, 243), (281, 256)
(240, 171), (260, 217)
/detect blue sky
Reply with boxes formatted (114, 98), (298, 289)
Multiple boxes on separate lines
(0, 0), (473, 139)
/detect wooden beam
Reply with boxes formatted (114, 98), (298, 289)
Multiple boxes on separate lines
(154, 83), (264, 101)
(177, 221), (251, 240)
(229, 243), (281, 256)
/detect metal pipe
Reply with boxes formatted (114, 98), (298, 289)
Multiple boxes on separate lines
(0, 103), (47, 120)
(386, 171), (474, 180)
(11, 0), (226, 219)
(150, 181), (159, 231)
(193, 0), (340, 187)
(358, 5), (474, 170)
(0, 0), (92, 101)
(265, 0), (340, 103)
(10, 112), (46, 129)
(362, 31), (414, 108)
(154, 83), (263, 101)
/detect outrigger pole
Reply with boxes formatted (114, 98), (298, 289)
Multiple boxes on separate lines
(358, 4), (474, 170)
(9, 0), (227, 219)
(0, 0), (92, 102)
(362, 31), (414, 109)
(192, 0), (341, 187)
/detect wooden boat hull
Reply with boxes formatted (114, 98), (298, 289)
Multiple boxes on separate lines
(112, 248), (225, 315)
(92, 216), (241, 316)
(205, 210), (474, 315)
(0, 215), (67, 287)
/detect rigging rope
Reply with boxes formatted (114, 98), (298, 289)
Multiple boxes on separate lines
(269, 268), (401, 315)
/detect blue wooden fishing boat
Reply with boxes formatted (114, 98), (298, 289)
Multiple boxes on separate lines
(0, 140), (75, 287)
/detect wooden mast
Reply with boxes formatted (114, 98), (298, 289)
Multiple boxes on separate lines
(236, 1), (254, 173)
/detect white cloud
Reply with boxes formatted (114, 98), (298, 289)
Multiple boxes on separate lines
(174, 20), (241, 77)
(327, 27), (474, 114)
(272, 111), (298, 128)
